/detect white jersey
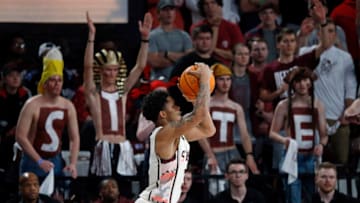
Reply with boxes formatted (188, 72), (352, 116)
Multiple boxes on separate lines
(137, 127), (190, 203)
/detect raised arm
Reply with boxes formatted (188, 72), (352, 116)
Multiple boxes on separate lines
(84, 11), (96, 95)
(83, 12), (103, 140)
(124, 12), (152, 93)
(181, 63), (215, 140)
(160, 63), (213, 140)
(311, 0), (335, 58)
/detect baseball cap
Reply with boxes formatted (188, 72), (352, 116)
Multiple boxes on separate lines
(157, 0), (176, 10)
(38, 42), (60, 57)
(1, 62), (22, 78)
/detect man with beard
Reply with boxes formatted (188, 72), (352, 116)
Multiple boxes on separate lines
(312, 162), (359, 203)
(94, 178), (133, 203)
(6, 172), (59, 203)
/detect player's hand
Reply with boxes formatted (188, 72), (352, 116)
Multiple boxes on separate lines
(39, 160), (54, 173)
(188, 62), (211, 79)
(64, 164), (78, 179)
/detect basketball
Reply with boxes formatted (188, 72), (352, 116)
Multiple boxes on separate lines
(178, 65), (215, 101)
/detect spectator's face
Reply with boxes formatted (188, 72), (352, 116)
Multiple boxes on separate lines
(293, 78), (311, 96)
(181, 171), (193, 193)
(316, 168), (337, 194)
(259, 8), (277, 27)
(203, 0), (221, 18)
(4, 71), (22, 89)
(215, 75), (232, 93)
(159, 6), (176, 25)
(44, 75), (63, 96)
(10, 37), (26, 55)
(101, 64), (119, 85)
(250, 41), (268, 64)
(194, 32), (213, 54)
(320, 23), (336, 47)
(225, 163), (248, 187)
(100, 180), (120, 202)
(277, 34), (297, 57)
(233, 45), (250, 67)
(20, 173), (40, 202)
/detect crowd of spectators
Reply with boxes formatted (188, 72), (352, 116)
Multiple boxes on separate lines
(1, 0), (360, 202)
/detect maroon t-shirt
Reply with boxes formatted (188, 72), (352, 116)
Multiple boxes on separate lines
(261, 50), (318, 106)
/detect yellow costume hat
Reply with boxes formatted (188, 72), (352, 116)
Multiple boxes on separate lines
(37, 48), (64, 94)
(211, 63), (232, 77)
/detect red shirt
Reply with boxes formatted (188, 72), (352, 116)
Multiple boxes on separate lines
(190, 19), (244, 65)
(330, 0), (359, 60)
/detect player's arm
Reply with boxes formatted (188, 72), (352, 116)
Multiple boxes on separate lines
(157, 63), (214, 142)
(181, 63), (215, 141)
(124, 13), (152, 93)
(269, 100), (289, 146)
(236, 103), (259, 174)
(65, 101), (80, 178)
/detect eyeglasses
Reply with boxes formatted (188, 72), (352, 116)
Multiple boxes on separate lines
(228, 170), (247, 175)
(14, 42), (25, 49)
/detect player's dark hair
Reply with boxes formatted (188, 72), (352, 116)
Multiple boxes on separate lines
(142, 90), (169, 123)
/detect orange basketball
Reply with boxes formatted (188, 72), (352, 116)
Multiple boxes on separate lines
(178, 65), (215, 101)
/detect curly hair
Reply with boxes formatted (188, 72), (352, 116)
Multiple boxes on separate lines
(142, 90), (169, 123)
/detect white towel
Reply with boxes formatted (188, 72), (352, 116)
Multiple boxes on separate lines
(281, 139), (298, 184)
(39, 168), (54, 196)
(117, 140), (137, 176)
(12, 142), (22, 161)
(90, 140), (112, 176)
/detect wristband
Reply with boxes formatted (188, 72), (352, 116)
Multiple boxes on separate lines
(88, 40), (94, 43)
(245, 152), (254, 157)
(141, 39), (149, 43)
(320, 21), (328, 27)
(37, 158), (44, 165)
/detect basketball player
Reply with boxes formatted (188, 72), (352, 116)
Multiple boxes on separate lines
(84, 12), (152, 175)
(135, 63), (216, 203)
(16, 48), (80, 178)
(269, 67), (328, 203)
